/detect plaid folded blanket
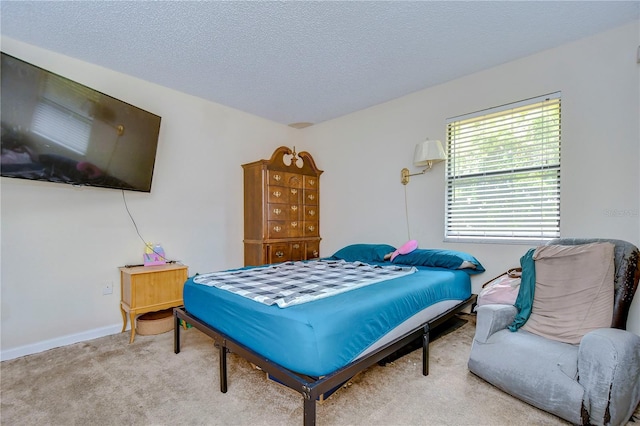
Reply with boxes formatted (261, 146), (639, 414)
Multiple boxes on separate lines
(193, 259), (417, 308)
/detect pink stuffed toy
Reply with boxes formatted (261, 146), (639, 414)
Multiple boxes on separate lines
(385, 240), (419, 261)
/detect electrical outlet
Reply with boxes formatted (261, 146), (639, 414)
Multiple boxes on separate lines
(102, 281), (113, 295)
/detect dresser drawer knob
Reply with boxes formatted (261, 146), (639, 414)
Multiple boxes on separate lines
(309, 179), (315, 186)
(293, 244), (300, 249)
(307, 194), (315, 201)
(291, 189), (298, 195)
(275, 251), (284, 258)
(273, 174), (282, 182)
(312, 250), (319, 257)
(291, 221), (298, 228)
(273, 208), (282, 215)
(291, 205), (298, 211)
(273, 225), (282, 232)
(308, 209), (315, 216)
(273, 190), (282, 198)
(307, 225), (315, 232)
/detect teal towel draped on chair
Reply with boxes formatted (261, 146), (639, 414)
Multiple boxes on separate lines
(508, 248), (536, 331)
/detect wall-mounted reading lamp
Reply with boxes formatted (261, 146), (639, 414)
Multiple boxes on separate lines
(400, 139), (446, 185)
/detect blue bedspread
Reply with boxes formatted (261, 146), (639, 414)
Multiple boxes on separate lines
(183, 263), (471, 376)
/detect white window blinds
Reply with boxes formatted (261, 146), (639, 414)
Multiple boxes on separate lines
(445, 93), (561, 243)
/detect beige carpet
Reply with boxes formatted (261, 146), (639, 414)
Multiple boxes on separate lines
(1, 316), (635, 425)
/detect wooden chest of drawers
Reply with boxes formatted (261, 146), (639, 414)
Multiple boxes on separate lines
(242, 146), (323, 266)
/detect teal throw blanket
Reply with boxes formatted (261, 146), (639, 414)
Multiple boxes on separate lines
(508, 248), (536, 331)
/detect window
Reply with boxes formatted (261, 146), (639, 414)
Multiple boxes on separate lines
(445, 93), (561, 243)
(31, 74), (95, 155)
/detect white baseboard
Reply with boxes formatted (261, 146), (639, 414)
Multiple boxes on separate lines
(1, 323), (127, 361)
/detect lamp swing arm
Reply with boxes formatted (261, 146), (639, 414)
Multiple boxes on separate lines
(401, 163), (435, 185)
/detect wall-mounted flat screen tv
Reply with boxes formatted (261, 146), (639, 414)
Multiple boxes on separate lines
(1, 52), (161, 192)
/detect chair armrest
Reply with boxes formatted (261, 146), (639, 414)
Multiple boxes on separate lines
(578, 328), (640, 426)
(474, 304), (517, 344)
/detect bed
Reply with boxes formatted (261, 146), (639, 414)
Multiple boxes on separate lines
(174, 244), (484, 425)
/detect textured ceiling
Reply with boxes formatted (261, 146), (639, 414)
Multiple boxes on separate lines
(1, 1), (639, 126)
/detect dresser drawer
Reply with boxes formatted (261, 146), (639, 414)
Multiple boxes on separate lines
(304, 175), (319, 190)
(287, 187), (302, 204)
(268, 170), (286, 186)
(269, 171), (303, 188)
(268, 185), (287, 203)
(304, 205), (318, 220)
(306, 241), (320, 260)
(269, 185), (301, 204)
(289, 220), (302, 238)
(268, 203), (288, 220)
(268, 220), (288, 238)
(303, 221), (319, 237)
(289, 204), (301, 218)
(268, 243), (290, 263)
(268, 203), (302, 221)
(304, 189), (318, 205)
(267, 241), (308, 263)
(290, 241), (304, 261)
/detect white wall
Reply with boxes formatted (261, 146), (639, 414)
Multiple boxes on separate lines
(305, 21), (640, 334)
(2, 20), (639, 359)
(0, 38), (300, 359)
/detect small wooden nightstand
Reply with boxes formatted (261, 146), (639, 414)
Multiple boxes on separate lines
(119, 264), (188, 343)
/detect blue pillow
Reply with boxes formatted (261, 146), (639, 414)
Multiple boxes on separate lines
(391, 249), (485, 274)
(330, 244), (396, 263)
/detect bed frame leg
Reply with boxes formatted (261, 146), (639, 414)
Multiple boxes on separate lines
(219, 344), (228, 393)
(422, 325), (430, 376)
(174, 309), (181, 354)
(303, 395), (316, 426)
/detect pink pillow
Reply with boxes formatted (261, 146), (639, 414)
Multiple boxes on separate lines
(390, 240), (418, 262)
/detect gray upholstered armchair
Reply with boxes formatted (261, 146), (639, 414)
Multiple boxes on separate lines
(468, 238), (640, 426)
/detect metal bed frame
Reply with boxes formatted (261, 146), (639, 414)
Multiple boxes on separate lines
(174, 294), (476, 426)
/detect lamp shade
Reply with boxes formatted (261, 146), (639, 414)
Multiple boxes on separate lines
(413, 139), (446, 167)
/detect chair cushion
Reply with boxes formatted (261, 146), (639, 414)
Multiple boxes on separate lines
(521, 242), (615, 344)
(468, 328), (585, 424)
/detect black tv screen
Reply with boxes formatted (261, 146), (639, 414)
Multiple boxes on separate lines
(1, 53), (161, 192)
